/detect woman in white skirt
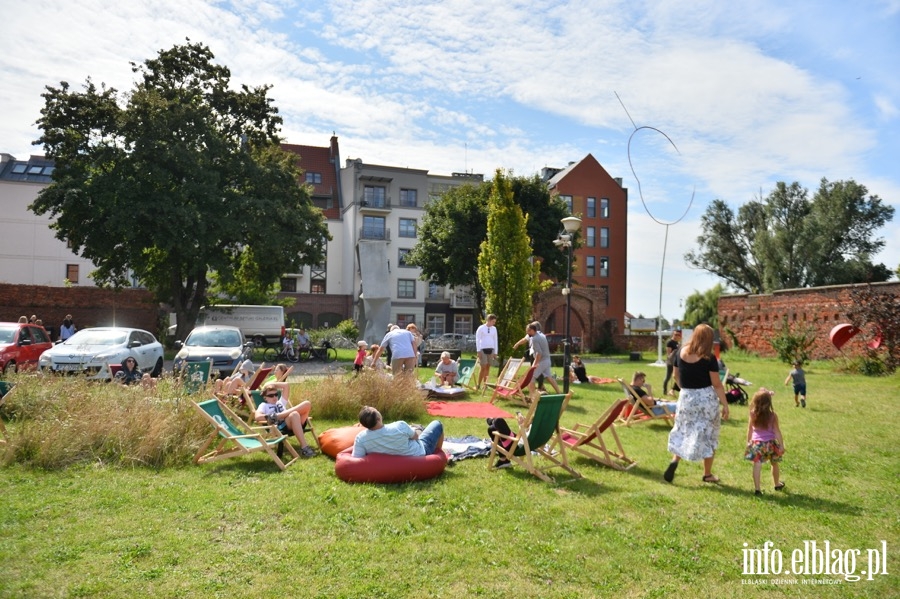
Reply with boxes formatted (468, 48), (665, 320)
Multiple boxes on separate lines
(664, 324), (729, 483)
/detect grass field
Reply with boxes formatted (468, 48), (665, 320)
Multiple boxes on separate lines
(1, 354), (898, 598)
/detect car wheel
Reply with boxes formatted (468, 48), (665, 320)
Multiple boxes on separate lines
(252, 335), (265, 348)
(2, 361), (15, 375)
(151, 357), (163, 378)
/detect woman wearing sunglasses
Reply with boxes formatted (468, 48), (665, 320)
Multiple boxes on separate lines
(254, 382), (315, 458)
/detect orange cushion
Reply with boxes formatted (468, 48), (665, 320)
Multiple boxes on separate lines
(334, 447), (448, 484)
(621, 404), (633, 417)
(318, 425), (365, 458)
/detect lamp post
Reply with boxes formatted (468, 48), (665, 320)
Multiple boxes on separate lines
(555, 216), (582, 394)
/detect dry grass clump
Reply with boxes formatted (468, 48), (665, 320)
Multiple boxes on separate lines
(303, 370), (427, 422)
(1, 374), (209, 469)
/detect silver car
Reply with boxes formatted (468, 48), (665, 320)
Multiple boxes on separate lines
(173, 325), (251, 379)
(38, 327), (164, 380)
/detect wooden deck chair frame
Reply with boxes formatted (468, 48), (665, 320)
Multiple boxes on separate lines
(490, 365), (537, 406)
(0, 380), (13, 445)
(487, 392), (581, 483)
(180, 359), (214, 394)
(245, 389), (320, 450)
(557, 399), (636, 470)
(237, 365), (273, 408)
(483, 357), (524, 397)
(193, 398), (299, 471)
(455, 358), (477, 389)
(616, 378), (676, 427)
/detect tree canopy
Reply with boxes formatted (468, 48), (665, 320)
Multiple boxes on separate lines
(31, 41), (328, 339)
(682, 284), (724, 328)
(406, 174), (570, 314)
(477, 170), (541, 361)
(685, 179), (894, 293)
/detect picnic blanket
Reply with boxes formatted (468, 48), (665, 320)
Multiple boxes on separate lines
(426, 401), (513, 419)
(443, 435), (493, 463)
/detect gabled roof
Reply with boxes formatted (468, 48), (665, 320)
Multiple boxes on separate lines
(546, 153), (618, 190)
(281, 140), (342, 219)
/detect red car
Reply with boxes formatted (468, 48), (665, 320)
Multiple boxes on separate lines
(0, 322), (54, 374)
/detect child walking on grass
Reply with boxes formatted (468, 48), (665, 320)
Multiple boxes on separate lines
(746, 388), (785, 495)
(784, 360), (807, 407)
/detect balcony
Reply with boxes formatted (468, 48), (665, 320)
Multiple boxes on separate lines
(359, 227), (392, 242)
(451, 291), (475, 309)
(359, 196), (392, 213)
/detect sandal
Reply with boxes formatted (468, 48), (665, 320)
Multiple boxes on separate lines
(702, 474), (720, 483)
(774, 482), (785, 491)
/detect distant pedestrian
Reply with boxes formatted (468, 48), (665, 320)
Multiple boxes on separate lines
(784, 360), (807, 408)
(474, 314), (498, 390)
(354, 340), (368, 374)
(59, 314), (77, 341)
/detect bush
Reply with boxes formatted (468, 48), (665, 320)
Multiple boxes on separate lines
(768, 319), (816, 365)
(304, 370), (426, 422)
(839, 352), (889, 376)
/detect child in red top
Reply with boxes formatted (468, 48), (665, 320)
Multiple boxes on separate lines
(354, 340), (367, 374)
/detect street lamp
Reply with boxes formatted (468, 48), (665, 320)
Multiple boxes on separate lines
(554, 216), (582, 393)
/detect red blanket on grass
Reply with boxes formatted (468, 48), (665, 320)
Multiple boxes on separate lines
(426, 401), (513, 419)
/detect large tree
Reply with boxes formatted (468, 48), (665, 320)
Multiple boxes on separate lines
(31, 42), (328, 339)
(685, 179), (894, 293)
(683, 284), (724, 328)
(477, 170), (541, 363)
(406, 174), (569, 314)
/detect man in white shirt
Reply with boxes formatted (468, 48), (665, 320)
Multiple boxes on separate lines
(474, 314), (498, 390)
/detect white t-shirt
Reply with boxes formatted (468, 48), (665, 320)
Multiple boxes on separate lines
(475, 323), (498, 353)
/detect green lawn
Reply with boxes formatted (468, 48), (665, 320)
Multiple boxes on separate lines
(1, 355), (898, 598)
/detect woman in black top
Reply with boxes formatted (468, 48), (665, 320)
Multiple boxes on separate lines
(663, 324), (729, 484)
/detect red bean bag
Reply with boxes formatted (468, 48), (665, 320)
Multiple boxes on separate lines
(334, 447), (448, 484)
(318, 424), (365, 458)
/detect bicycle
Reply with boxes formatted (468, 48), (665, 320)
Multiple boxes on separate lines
(304, 339), (337, 363)
(263, 342), (300, 363)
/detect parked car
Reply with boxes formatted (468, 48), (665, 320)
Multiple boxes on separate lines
(173, 325), (251, 379)
(38, 327), (164, 380)
(0, 322), (54, 374)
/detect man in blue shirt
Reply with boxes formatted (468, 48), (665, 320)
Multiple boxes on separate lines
(352, 406), (444, 458)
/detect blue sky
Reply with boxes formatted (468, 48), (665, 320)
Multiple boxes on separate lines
(2, 0), (898, 321)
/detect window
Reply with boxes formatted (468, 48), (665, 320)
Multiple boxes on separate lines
(396, 314), (415, 329)
(398, 248), (413, 267)
(399, 188), (417, 207)
(280, 277), (297, 292)
(600, 227), (609, 248)
(600, 257), (609, 277)
(30, 326), (50, 344)
(586, 226), (596, 247)
(66, 264), (79, 285)
(310, 281), (326, 294)
(398, 279), (416, 298)
(586, 256), (596, 277)
(305, 172), (322, 184)
(559, 195), (573, 213)
(362, 216), (386, 239)
(11, 164), (26, 174)
(363, 185), (386, 208)
(453, 315), (472, 335)
(426, 315), (445, 337)
(428, 283), (443, 299)
(587, 197), (596, 218)
(399, 218), (417, 238)
(600, 198), (609, 218)
(28, 165), (44, 175)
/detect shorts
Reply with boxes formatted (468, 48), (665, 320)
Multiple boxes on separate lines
(793, 383), (806, 396)
(745, 440), (784, 463)
(478, 350), (493, 366)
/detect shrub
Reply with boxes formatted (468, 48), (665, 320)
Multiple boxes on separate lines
(304, 371), (426, 422)
(768, 318), (816, 365)
(335, 319), (360, 342)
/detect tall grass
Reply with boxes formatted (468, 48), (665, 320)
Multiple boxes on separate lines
(303, 370), (427, 422)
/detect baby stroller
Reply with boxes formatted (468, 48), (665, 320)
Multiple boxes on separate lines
(725, 371), (752, 405)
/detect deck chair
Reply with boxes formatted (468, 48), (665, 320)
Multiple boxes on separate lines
(615, 378), (676, 427)
(246, 389), (320, 450)
(490, 365), (537, 406)
(180, 360), (214, 394)
(107, 363), (123, 380)
(487, 392), (581, 483)
(0, 380), (13, 444)
(455, 358), (477, 389)
(483, 357), (523, 397)
(557, 399), (636, 470)
(236, 365), (273, 408)
(192, 398), (299, 471)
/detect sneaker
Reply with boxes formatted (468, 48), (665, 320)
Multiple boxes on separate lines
(495, 459), (512, 469)
(801, 399), (806, 408)
(754, 490), (762, 496)
(300, 446), (316, 458)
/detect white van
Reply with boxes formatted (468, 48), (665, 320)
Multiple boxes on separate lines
(197, 305), (285, 347)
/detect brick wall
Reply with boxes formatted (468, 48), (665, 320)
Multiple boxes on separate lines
(718, 282), (900, 359)
(0, 283), (159, 340)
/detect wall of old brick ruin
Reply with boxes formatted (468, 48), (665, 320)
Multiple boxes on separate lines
(718, 282), (899, 360)
(0, 283), (159, 341)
